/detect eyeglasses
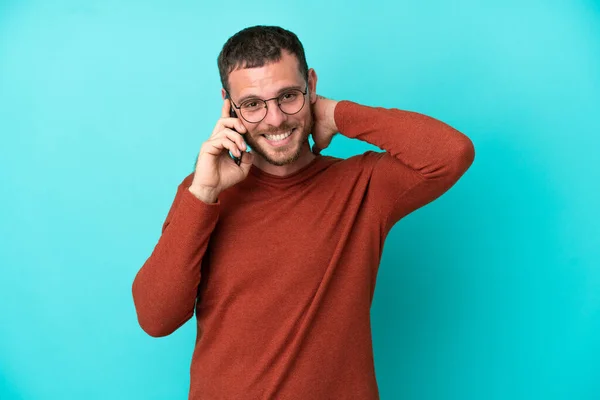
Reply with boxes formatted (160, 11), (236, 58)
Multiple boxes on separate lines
(227, 84), (308, 124)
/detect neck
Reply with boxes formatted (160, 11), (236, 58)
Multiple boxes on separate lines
(252, 143), (316, 177)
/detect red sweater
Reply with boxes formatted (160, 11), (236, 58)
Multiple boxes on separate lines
(132, 101), (474, 399)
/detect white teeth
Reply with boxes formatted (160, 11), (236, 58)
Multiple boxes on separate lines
(265, 130), (292, 141)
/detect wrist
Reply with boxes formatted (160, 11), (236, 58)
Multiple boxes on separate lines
(188, 185), (219, 204)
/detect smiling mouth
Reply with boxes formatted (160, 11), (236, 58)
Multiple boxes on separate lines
(263, 129), (294, 142)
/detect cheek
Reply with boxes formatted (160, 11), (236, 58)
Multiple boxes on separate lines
(243, 130), (260, 145)
(292, 111), (311, 128)
(245, 125), (261, 137)
(299, 111), (313, 131)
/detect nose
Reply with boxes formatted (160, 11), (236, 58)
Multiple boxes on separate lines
(261, 99), (287, 127)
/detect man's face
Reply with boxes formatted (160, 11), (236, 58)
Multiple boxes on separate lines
(225, 51), (317, 166)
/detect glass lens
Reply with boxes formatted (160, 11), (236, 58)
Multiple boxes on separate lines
(240, 99), (267, 123)
(279, 90), (305, 115)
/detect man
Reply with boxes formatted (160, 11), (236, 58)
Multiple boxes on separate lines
(132, 25), (474, 399)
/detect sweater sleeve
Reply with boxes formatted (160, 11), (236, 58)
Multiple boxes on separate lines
(335, 100), (475, 234)
(132, 175), (220, 337)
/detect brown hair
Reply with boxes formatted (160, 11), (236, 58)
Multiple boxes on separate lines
(217, 25), (309, 92)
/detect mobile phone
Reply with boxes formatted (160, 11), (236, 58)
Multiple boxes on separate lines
(227, 99), (242, 166)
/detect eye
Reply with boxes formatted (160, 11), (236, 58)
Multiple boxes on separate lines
(241, 100), (262, 110)
(281, 92), (298, 102)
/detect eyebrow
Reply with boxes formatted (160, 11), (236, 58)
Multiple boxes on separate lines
(237, 84), (304, 104)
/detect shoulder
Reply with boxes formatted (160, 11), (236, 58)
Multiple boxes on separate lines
(320, 151), (384, 172)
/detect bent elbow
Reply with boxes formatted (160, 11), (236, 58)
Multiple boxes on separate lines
(132, 299), (178, 337)
(132, 284), (193, 338)
(135, 308), (193, 338)
(449, 136), (475, 178)
(138, 318), (177, 338)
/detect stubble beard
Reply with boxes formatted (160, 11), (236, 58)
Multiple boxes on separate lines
(244, 112), (314, 167)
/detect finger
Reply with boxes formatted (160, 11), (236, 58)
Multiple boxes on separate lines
(211, 117), (246, 139)
(202, 135), (241, 157)
(219, 137), (242, 158)
(223, 128), (247, 152)
(312, 145), (321, 155)
(221, 98), (231, 119)
(238, 150), (254, 175)
(213, 127), (246, 151)
(220, 117), (247, 134)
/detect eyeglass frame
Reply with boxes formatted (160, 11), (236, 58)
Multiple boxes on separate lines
(225, 83), (309, 123)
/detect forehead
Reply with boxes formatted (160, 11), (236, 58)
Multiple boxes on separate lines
(228, 51), (304, 98)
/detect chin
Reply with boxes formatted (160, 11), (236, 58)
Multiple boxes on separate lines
(259, 142), (304, 166)
(265, 151), (303, 166)
(247, 127), (310, 166)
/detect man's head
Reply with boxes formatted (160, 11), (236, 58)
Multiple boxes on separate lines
(217, 26), (317, 167)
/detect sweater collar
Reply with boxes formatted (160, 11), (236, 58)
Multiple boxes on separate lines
(248, 154), (331, 187)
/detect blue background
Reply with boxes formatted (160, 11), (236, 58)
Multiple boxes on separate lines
(1, 0), (599, 399)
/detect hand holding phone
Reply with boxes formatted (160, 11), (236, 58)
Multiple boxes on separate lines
(188, 98), (253, 203)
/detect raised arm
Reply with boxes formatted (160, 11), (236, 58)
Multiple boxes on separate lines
(335, 100), (475, 233)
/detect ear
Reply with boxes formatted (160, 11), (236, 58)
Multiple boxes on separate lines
(308, 68), (318, 104)
(221, 88), (228, 100)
